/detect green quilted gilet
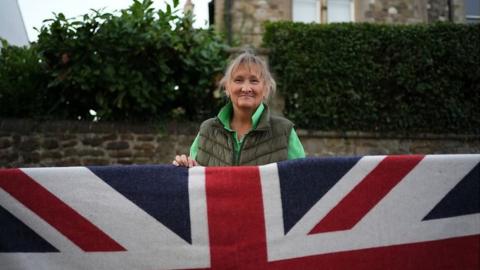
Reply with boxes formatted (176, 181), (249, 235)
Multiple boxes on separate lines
(196, 107), (293, 166)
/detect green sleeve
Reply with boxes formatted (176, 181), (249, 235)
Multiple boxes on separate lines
(287, 128), (306, 159)
(189, 134), (200, 160)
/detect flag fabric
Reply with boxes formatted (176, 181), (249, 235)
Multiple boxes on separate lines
(0, 155), (479, 270)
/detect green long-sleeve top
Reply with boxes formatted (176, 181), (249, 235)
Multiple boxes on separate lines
(189, 102), (305, 161)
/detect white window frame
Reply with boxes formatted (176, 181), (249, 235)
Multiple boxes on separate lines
(292, 0), (355, 23)
(292, 0), (321, 23)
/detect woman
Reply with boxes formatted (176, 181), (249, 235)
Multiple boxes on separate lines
(173, 51), (305, 167)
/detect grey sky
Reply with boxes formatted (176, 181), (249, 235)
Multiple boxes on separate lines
(18, 0), (209, 42)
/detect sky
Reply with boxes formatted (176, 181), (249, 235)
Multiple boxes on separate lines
(18, 0), (210, 42)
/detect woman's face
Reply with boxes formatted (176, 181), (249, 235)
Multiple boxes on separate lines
(226, 64), (266, 113)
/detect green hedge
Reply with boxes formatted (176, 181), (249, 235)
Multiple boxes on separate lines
(0, 0), (228, 122)
(263, 22), (480, 134)
(0, 40), (49, 117)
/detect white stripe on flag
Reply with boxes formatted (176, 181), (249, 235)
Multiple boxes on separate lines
(12, 166), (210, 270)
(261, 155), (480, 261)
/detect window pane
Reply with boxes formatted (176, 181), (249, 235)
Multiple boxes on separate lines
(465, 0), (480, 24)
(328, 0), (351, 23)
(293, 0), (319, 23)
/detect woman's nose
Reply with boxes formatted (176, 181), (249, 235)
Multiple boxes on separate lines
(241, 84), (252, 91)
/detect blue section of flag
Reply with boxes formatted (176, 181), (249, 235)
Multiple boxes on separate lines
(89, 165), (192, 243)
(277, 157), (361, 234)
(423, 162), (480, 220)
(0, 206), (58, 252)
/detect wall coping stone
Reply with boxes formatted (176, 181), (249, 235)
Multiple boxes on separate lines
(296, 129), (480, 141)
(1, 118), (478, 141)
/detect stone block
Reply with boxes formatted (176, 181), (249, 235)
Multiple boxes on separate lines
(42, 139), (59, 149)
(410, 140), (435, 154)
(102, 134), (118, 141)
(133, 150), (155, 158)
(82, 158), (111, 166)
(58, 158), (82, 166)
(121, 134), (134, 140)
(19, 138), (40, 152)
(398, 139), (412, 153)
(41, 151), (63, 159)
(133, 143), (156, 151)
(61, 140), (78, 148)
(108, 150), (133, 158)
(64, 149), (79, 156)
(59, 134), (76, 140)
(354, 146), (390, 155)
(132, 158), (151, 164)
(117, 159), (133, 165)
(23, 151), (41, 163)
(137, 135), (155, 141)
(82, 137), (103, 147)
(79, 149), (105, 157)
(0, 138), (12, 149)
(12, 134), (21, 145)
(0, 151), (19, 165)
(149, 141), (171, 162)
(302, 137), (356, 156)
(106, 141), (130, 150)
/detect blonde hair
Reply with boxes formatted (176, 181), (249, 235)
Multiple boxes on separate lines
(219, 50), (277, 100)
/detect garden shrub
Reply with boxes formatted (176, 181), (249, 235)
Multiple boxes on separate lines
(0, 0), (229, 122)
(263, 22), (480, 134)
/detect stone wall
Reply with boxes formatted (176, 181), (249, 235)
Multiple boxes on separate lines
(358, 0), (428, 23)
(0, 119), (197, 168)
(358, 0), (465, 23)
(1, 119), (478, 168)
(214, 0), (466, 46)
(214, 0), (291, 46)
(300, 130), (480, 156)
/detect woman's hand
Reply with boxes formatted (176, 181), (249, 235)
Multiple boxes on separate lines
(172, 154), (198, 168)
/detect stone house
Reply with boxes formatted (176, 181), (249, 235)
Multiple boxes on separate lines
(209, 0), (479, 46)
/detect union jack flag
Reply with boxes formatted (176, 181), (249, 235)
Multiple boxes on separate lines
(0, 155), (479, 270)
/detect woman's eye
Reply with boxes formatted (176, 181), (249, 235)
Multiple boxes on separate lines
(251, 79), (259, 84)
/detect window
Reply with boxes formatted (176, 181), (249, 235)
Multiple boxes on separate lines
(327, 0), (353, 23)
(465, 0), (480, 24)
(292, 0), (353, 23)
(293, 0), (320, 23)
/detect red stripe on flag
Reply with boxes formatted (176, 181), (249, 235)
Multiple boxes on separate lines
(268, 235), (480, 270)
(206, 166), (268, 269)
(0, 169), (126, 252)
(310, 155), (424, 234)
(200, 162), (478, 270)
